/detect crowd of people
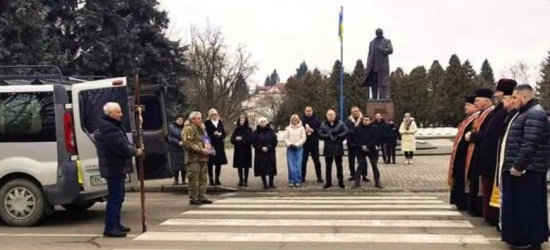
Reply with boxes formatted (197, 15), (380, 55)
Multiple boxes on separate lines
(165, 106), (418, 195)
(447, 79), (550, 250)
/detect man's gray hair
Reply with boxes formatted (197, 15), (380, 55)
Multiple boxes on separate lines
(188, 111), (202, 121)
(103, 102), (120, 115)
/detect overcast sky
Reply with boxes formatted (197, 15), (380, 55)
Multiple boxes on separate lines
(158, 0), (550, 86)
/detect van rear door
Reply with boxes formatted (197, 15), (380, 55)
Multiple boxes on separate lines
(71, 78), (137, 193)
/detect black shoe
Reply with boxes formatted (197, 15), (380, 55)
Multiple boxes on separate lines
(301, 179), (306, 183)
(263, 184), (269, 190)
(269, 184), (276, 189)
(244, 181), (249, 187)
(317, 178), (324, 183)
(347, 177), (354, 181)
(118, 225), (131, 233)
(215, 179), (222, 186)
(323, 183), (332, 189)
(238, 180), (244, 187)
(200, 198), (213, 204)
(189, 199), (202, 205)
(375, 182), (383, 189)
(362, 176), (370, 182)
(103, 230), (127, 238)
(338, 181), (345, 189)
(209, 179), (215, 186)
(510, 244), (537, 250)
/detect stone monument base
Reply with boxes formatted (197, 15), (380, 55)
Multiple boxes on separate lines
(365, 99), (395, 120)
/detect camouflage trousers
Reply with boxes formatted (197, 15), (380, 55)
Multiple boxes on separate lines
(187, 161), (208, 200)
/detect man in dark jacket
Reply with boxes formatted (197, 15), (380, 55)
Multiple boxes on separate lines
(471, 79), (516, 225)
(385, 119), (399, 164)
(319, 109), (348, 189)
(301, 106), (323, 183)
(345, 106), (367, 182)
(373, 113), (388, 163)
(95, 102), (143, 238)
(353, 116), (382, 188)
(500, 85), (550, 250)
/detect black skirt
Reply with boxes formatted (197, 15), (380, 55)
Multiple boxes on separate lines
(501, 171), (549, 245)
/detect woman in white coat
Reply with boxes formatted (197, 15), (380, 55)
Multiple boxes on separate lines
(399, 113), (418, 164)
(284, 114), (307, 187)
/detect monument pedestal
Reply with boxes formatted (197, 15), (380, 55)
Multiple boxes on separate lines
(366, 99), (395, 120)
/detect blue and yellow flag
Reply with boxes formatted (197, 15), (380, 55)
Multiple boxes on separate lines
(338, 7), (343, 42)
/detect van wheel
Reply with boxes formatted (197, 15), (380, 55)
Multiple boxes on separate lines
(61, 202), (96, 212)
(0, 179), (45, 226)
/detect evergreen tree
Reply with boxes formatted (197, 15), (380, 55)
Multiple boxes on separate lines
(264, 75), (272, 86)
(0, 0), (53, 65)
(427, 60), (446, 126)
(295, 61), (308, 79)
(346, 59), (369, 112)
(264, 69), (280, 86)
(480, 59), (495, 88)
(390, 67), (407, 122)
(537, 50), (550, 110)
(443, 54), (469, 126)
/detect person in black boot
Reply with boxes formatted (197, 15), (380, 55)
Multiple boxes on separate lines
(353, 116), (382, 188)
(205, 109), (228, 186)
(373, 113), (389, 163)
(231, 115), (253, 187)
(301, 106), (323, 183)
(253, 117), (278, 190)
(319, 109), (348, 189)
(345, 106), (363, 181)
(385, 119), (399, 164)
(168, 115), (187, 185)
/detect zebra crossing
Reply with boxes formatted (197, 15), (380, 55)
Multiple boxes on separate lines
(123, 195), (491, 249)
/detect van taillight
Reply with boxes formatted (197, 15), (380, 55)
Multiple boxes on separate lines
(64, 110), (77, 154)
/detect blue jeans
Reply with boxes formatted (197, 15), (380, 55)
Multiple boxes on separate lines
(105, 175), (125, 232)
(287, 147), (303, 185)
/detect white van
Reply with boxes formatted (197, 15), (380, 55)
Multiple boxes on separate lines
(0, 66), (136, 226)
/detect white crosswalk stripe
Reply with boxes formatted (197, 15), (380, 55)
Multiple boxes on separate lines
(131, 196), (491, 248)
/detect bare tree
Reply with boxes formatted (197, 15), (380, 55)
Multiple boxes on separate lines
(186, 26), (256, 129)
(500, 61), (541, 86)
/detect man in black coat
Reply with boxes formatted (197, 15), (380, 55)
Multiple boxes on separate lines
(301, 106), (323, 183)
(95, 102), (143, 238)
(373, 113), (388, 163)
(319, 109), (348, 189)
(353, 116), (382, 188)
(500, 85), (550, 250)
(345, 106), (367, 182)
(472, 79), (516, 225)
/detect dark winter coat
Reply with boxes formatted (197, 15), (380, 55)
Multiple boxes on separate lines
(230, 119), (253, 169)
(318, 119), (348, 157)
(354, 123), (378, 157)
(252, 125), (278, 176)
(205, 119), (228, 165)
(301, 113), (322, 147)
(345, 116), (362, 147)
(469, 106), (496, 178)
(167, 123), (185, 172)
(95, 116), (136, 178)
(385, 123), (400, 146)
(503, 99), (550, 173)
(473, 104), (509, 178)
(373, 119), (388, 145)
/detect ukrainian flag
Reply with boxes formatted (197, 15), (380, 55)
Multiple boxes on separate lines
(339, 7), (343, 42)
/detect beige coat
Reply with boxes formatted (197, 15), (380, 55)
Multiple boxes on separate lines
(284, 121), (307, 148)
(399, 119), (418, 152)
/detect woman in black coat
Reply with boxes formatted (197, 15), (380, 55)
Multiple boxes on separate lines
(252, 117), (278, 189)
(204, 109), (228, 186)
(384, 119), (400, 164)
(230, 114), (253, 187)
(167, 115), (186, 185)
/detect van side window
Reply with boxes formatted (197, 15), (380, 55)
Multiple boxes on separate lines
(0, 92), (56, 142)
(79, 87), (131, 134)
(140, 95), (163, 131)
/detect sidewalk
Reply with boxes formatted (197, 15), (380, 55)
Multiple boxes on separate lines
(137, 152), (452, 193)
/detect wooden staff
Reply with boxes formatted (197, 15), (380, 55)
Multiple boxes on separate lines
(133, 74), (147, 232)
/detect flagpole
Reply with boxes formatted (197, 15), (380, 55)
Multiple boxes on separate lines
(339, 6), (345, 121)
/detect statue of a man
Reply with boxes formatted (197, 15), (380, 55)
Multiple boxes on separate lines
(362, 28), (393, 100)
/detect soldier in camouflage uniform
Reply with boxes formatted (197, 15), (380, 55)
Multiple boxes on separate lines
(182, 111), (214, 205)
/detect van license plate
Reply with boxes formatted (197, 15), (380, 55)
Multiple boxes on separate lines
(90, 175), (107, 186)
